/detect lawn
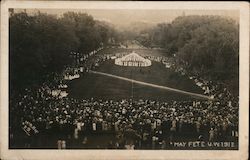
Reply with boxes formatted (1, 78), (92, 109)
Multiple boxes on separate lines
(66, 58), (204, 101)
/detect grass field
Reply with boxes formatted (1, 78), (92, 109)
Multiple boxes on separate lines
(67, 50), (204, 101)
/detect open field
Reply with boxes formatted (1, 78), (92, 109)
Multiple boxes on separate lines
(67, 54), (204, 101)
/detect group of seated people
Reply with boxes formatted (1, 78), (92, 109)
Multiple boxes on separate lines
(10, 83), (238, 149)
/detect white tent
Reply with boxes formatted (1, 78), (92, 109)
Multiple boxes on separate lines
(115, 51), (151, 67)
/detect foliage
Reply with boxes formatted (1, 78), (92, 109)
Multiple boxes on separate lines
(9, 11), (117, 88)
(137, 15), (239, 84)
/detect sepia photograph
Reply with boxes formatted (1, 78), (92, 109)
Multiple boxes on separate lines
(0, 1), (249, 160)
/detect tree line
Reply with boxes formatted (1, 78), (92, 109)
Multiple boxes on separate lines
(9, 12), (239, 94)
(9, 11), (118, 89)
(136, 15), (239, 93)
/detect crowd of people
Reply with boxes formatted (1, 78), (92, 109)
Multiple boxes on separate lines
(9, 47), (239, 149)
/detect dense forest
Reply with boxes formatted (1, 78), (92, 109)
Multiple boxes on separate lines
(136, 15), (239, 93)
(9, 11), (118, 88)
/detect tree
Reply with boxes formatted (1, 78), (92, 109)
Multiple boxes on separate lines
(9, 11), (118, 89)
(136, 15), (239, 94)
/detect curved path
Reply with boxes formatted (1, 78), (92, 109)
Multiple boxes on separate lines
(89, 70), (212, 100)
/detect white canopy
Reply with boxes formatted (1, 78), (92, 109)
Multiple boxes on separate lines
(115, 51), (151, 67)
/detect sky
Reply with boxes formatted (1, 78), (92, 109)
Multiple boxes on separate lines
(14, 9), (239, 28)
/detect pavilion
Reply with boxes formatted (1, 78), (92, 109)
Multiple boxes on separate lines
(114, 51), (151, 67)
